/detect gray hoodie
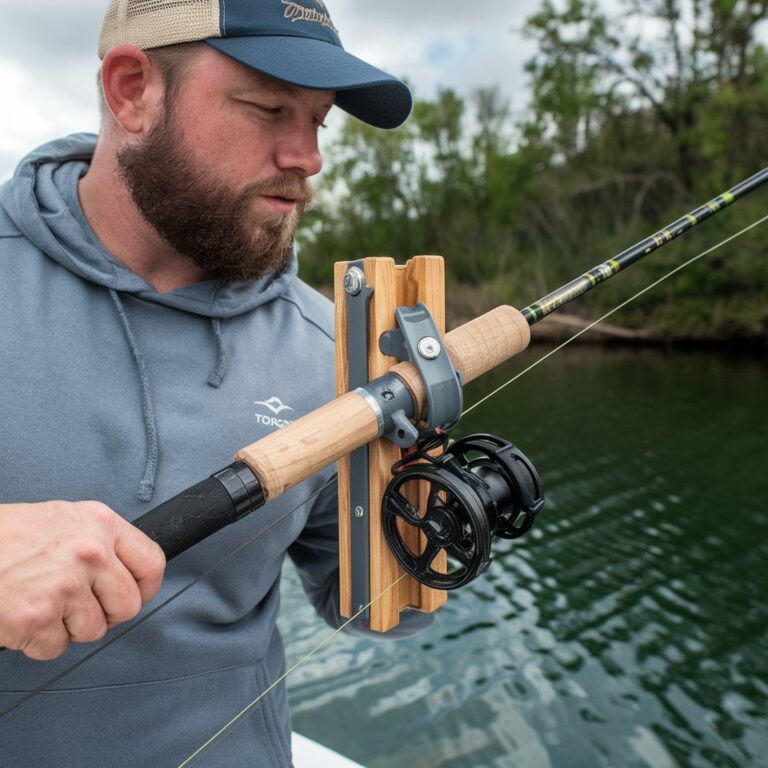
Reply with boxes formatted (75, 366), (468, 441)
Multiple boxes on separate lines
(0, 134), (342, 767)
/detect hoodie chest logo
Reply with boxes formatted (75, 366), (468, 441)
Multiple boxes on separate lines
(255, 396), (295, 428)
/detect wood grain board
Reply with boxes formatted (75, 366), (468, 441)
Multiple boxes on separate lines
(336, 256), (448, 632)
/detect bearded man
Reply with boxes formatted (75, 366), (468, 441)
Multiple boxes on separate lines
(0, 1), (417, 765)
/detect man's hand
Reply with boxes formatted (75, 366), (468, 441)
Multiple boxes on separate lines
(0, 501), (166, 660)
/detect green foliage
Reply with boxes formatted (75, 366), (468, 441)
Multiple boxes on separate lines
(297, 0), (768, 340)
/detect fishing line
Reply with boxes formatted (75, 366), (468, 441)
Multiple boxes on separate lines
(0, 477), (336, 721)
(462, 214), (768, 419)
(173, 212), (768, 764)
(176, 574), (408, 768)
(6, 213), (766, 752)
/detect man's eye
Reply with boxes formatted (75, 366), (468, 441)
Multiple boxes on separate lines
(253, 103), (282, 115)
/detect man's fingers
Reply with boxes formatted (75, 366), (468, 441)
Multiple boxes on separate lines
(18, 621), (71, 662)
(112, 516), (166, 603)
(91, 557), (141, 627)
(0, 500), (166, 659)
(63, 592), (109, 644)
(91, 558), (143, 625)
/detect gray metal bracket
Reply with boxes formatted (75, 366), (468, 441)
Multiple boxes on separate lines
(379, 303), (463, 445)
(344, 263), (372, 621)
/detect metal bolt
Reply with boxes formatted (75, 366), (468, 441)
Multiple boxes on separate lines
(354, 505), (365, 518)
(417, 336), (441, 360)
(344, 267), (365, 296)
(382, 389), (395, 401)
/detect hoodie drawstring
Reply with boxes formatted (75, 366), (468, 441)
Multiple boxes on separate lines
(208, 318), (228, 388)
(109, 290), (159, 504)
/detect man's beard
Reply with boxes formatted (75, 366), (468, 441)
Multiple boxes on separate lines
(117, 109), (314, 283)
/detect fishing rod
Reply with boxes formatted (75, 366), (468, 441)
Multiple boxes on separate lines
(2, 168), (766, 661)
(120, 167), (768, 602)
(129, 169), (765, 553)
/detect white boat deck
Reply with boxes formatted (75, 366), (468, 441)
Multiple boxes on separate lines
(292, 732), (365, 767)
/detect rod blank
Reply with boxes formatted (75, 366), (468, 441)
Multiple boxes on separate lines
(522, 167), (768, 324)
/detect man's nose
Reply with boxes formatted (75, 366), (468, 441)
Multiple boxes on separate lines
(275, 123), (323, 178)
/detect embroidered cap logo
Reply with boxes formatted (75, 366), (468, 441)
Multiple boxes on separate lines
(281, 0), (339, 35)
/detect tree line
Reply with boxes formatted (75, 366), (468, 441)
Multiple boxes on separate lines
(297, 0), (768, 340)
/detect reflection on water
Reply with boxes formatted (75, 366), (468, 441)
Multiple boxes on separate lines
(280, 347), (768, 768)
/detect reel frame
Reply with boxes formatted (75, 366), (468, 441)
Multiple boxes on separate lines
(382, 433), (544, 590)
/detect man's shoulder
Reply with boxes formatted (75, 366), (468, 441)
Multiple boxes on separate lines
(277, 278), (335, 343)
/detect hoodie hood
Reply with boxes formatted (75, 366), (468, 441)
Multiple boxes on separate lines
(0, 133), (299, 319)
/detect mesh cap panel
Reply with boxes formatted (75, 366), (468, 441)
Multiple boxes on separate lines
(98, 0), (221, 59)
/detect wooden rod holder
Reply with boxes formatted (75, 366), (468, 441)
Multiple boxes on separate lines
(334, 256), (449, 632)
(234, 263), (531, 633)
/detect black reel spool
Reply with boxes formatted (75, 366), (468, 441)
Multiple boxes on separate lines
(382, 433), (544, 590)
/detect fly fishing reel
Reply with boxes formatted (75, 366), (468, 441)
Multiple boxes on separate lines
(382, 433), (544, 590)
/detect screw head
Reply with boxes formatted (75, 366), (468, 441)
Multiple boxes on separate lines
(344, 267), (365, 296)
(417, 336), (441, 360)
(382, 389), (395, 401)
(354, 505), (365, 518)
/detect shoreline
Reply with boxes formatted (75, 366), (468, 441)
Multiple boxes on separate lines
(317, 285), (766, 350)
(513, 313), (766, 351)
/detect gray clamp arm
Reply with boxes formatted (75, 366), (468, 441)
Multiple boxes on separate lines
(379, 304), (463, 444)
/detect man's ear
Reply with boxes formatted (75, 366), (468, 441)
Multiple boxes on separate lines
(101, 45), (164, 134)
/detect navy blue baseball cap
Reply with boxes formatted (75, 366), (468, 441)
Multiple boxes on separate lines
(98, 0), (412, 129)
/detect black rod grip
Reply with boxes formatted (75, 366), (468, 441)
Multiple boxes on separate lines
(0, 465), (263, 653)
(133, 462), (264, 561)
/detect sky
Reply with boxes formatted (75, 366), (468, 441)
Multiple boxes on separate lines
(0, 0), (543, 180)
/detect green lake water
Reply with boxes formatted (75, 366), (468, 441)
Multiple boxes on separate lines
(280, 345), (768, 768)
